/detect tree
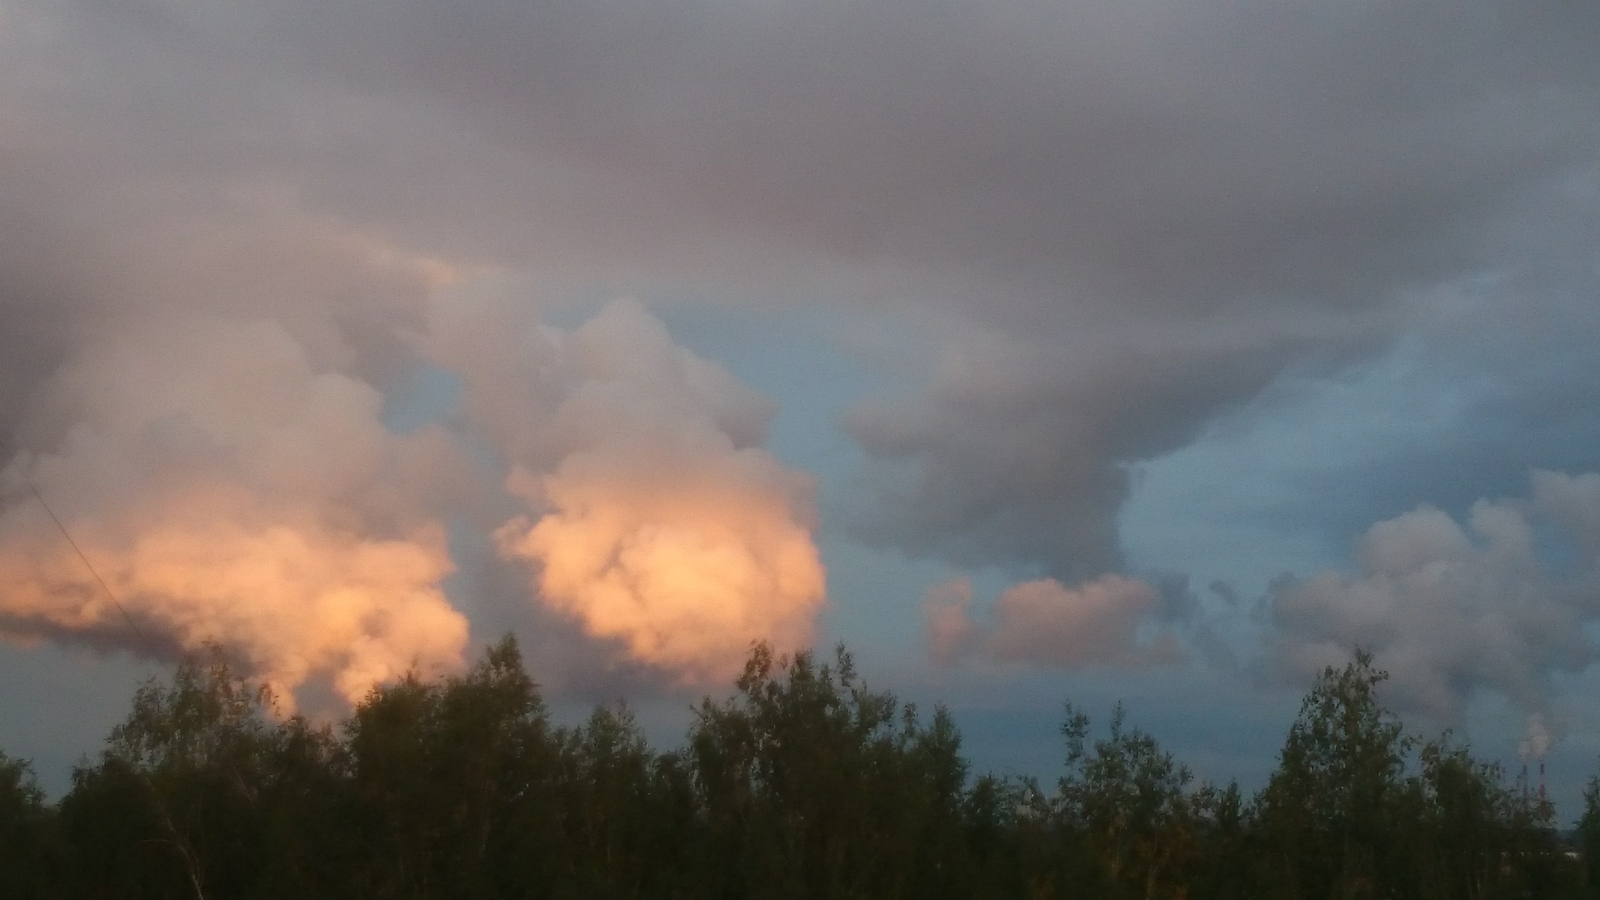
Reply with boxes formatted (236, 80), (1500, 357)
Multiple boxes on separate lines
(1581, 773), (1600, 897)
(1254, 652), (1411, 900)
(20, 638), (1600, 896)
(1407, 737), (1525, 899)
(58, 649), (282, 900)
(1054, 703), (1200, 900)
(549, 704), (697, 899)
(960, 772), (1047, 900)
(1188, 779), (1251, 900)
(0, 751), (55, 899)
(342, 634), (560, 899)
(688, 642), (974, 899)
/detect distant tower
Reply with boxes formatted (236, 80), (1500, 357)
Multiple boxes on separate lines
(1519, 713), (1557, 812)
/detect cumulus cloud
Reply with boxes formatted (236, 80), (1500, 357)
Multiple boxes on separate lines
(1265, 470), (1600, 722)
(433, 296), (827, 683)
(0, 0), (1598, 721)
(2, 0), (1598, 593)
(0, 317), (469, 707)
(0, 289), (830, 697)
(231, 0), (1596, 586)
(925, 573), (1175, 670)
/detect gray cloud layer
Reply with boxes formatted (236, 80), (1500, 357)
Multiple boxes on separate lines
(2, 0), (1597, 593)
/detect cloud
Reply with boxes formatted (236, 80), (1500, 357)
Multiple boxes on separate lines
(252, 0), (1600, 312)
(0, 317), (469, 707)
(0, 0), (1597, 713)
(924, 578), (983, 666)
(1264, 470), (1600, 722)
(433, 295), (827, 683)
(0, 262), (828, 698)
(925, 573), (1175, 670)
(847, 317), (1334, 578)
(1, 0), (1597, 591)
(1531, 469), (1600, 556)
(501, 450), (824, 684)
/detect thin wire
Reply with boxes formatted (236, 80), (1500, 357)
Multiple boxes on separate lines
(25, 477), (145, 639)
(24, 479), (209, 899)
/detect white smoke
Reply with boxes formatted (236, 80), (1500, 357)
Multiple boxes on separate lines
(1517, 712), (1563, 762)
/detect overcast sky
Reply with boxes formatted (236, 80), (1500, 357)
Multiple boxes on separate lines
(2, 0), (1599, 812)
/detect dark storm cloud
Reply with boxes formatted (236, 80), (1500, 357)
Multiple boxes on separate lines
(2, 0), (1598, 577)
(112, 1), (1584, 321)
(27, 0), (1596, 297)
(845, 316), (1328, 577)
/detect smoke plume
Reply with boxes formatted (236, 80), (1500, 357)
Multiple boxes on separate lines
(1517, 712), (1563, 762)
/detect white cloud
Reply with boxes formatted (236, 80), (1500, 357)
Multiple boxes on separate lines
(1265, 471), (1600, 721)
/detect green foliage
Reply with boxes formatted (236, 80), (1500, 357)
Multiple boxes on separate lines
(1581, 774), (1600, 896)
(1056, 702), (1199, 899)
(549, 703), (700, 898)
(342, 634), (558, 899)
(1255, 650), (1413, 898)
(688, 642), (973, 899)
(5, 640), (1594, 898)
(1250, 652), (1580, 900)
(60, 648), (282, 899)
(0, 751), (53, 899)
(1408, 738), (1521, 898)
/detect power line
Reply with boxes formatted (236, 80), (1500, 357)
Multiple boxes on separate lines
(23, 478), (208, 899)
(25, 477), (145, 640)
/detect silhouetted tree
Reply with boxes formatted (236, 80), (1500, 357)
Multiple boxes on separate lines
(7, 639), (1592, 897)
(58, 649), (281, 899)
(1254, 652), (1411, 899)
(548, 703), (699, 898)
(0, 751), (55, 899)
(343, 634), (560, 899)
(1581, 773), (1600, 897)
(1052, 703), (1202, 900)
(689, 642), (973, 899)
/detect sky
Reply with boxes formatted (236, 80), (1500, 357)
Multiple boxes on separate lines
(1, 0), (1599, 814)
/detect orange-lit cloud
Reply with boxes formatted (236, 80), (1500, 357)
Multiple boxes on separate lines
(0, 317), (468, 707)
(925, 573), (1175, 669)
(433, 295), (827, 682)
(499, 448), (824, 682)
(0, 290), (828, 697)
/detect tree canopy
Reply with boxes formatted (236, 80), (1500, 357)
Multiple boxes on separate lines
(0, 642), (1595, 898)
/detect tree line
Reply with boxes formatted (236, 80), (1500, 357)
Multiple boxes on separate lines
(2, 638), (1600, 899)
